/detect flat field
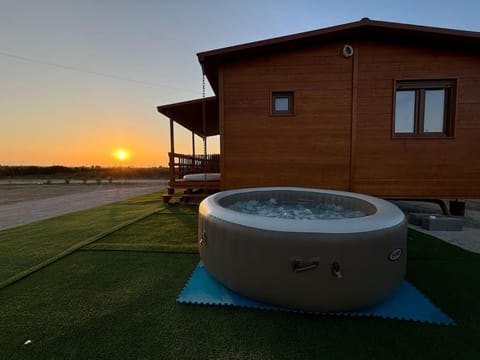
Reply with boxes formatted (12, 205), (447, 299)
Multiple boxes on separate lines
(0, 180), (166, 205)
(0, 180), (167, 230)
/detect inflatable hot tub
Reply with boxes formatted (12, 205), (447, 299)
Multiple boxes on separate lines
(198, 187), (407, 312)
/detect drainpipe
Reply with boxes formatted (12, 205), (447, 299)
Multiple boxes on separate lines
(348, 43), (358, 192)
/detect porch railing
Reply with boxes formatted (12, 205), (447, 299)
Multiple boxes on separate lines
(168, 152), (220, 183)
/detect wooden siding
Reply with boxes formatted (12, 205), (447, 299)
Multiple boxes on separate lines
(353, 42), (480, 197)
(219, 40), (480, 197)
(220, 43), (353, 190)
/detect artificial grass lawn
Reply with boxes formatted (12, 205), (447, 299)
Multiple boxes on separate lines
(0, 192), (479, 359)
(0, 243), (479, 360)
(84, 206), (198, 253)
(0, 192), (165, 283)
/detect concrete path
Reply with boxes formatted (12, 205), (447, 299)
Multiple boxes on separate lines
(394, 200), (480, 254)
(0, 181), (167, 231)
(409, 224), (480, 254)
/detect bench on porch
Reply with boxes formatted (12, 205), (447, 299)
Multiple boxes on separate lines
(162, 153), (221, 204)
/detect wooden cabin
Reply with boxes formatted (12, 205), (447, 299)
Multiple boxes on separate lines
(158, 18), (480, 200)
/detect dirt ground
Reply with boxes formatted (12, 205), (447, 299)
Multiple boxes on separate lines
(0, 180), (165, 206)
(0, 180), (167, 231)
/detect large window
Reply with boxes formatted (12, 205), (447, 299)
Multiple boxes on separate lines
(393, 80), (455, 137)
(271, 91), (294, 115)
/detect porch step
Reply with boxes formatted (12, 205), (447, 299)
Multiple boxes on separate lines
(162, 191), (215, 205)
(162, 194), (173, 204)
(180, 193), (210, 204)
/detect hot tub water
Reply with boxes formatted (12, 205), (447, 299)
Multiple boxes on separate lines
(228, 198), (366, 220)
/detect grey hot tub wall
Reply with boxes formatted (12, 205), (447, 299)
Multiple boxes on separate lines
(199, 215), (406, 312)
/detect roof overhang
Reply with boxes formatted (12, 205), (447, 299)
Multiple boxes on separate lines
(198, 18), (480, 93)
(157, 97), (219, 137)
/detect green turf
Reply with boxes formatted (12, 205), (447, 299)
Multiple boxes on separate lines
(0, 193), (479, 359)
(406, 229), (480, 334)
(0, 244), (479, 360)
(84, 211), (198, 253)
(0, 192), (164, 283)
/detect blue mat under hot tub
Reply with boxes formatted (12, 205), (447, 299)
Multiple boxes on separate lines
(177, 262), (455, 326)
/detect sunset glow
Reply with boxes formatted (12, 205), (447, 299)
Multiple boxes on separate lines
(115, 149), (130, 161)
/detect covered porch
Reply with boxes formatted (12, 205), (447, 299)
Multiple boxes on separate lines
(157, 97), (220, 202)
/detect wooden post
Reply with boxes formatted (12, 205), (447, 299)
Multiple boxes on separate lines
(169, 118), (175, 184)
(202, 74), (207, 179)
(192, 131), (196, 172)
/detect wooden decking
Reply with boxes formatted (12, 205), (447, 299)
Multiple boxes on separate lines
(162, 189), (219, 205)
(162, 184), (220, 204)
(163, 152), (221, 204)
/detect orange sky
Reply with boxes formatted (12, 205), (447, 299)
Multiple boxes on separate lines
(0, 113), (219, 167)
(0, 103), (170, 167)
(0, 62), (219, 167)
(0, 101), (219, 167)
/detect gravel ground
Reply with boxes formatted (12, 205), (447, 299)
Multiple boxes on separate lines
(0, 180), (167, 231)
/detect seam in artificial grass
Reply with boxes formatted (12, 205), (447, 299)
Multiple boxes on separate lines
(0, 208), (161, 291)
(78, 247), (199, 255)
(82, 243), (198, 253)
(154, 213), (198, 216)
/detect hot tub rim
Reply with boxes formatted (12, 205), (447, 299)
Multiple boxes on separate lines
(199, 187), (406, 234)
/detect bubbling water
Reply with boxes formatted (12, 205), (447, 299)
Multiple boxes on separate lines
(227, 198), (366, 220)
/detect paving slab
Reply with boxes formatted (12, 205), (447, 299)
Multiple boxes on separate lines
(393, 200), (480, 254)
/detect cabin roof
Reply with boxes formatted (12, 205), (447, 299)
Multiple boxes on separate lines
(158, 18), (480, 134)
(157, 97), (219, 137)
(198, 18), (480, 93)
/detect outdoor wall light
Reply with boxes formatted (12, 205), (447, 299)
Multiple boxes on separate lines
(342, 44), (354, 57)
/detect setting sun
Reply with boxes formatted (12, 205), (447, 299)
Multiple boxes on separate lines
(115, 149), (130, 161)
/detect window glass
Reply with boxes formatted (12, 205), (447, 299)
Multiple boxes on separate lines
(393, 79), (454, 138)
(394, 91), (415, 133)
(423, 89), (445, 133)
(272, 92), (294, 115)
(274, 97), (290, 112)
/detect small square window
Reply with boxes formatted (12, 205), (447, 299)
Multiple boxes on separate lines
(272, 91), (294, 115)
